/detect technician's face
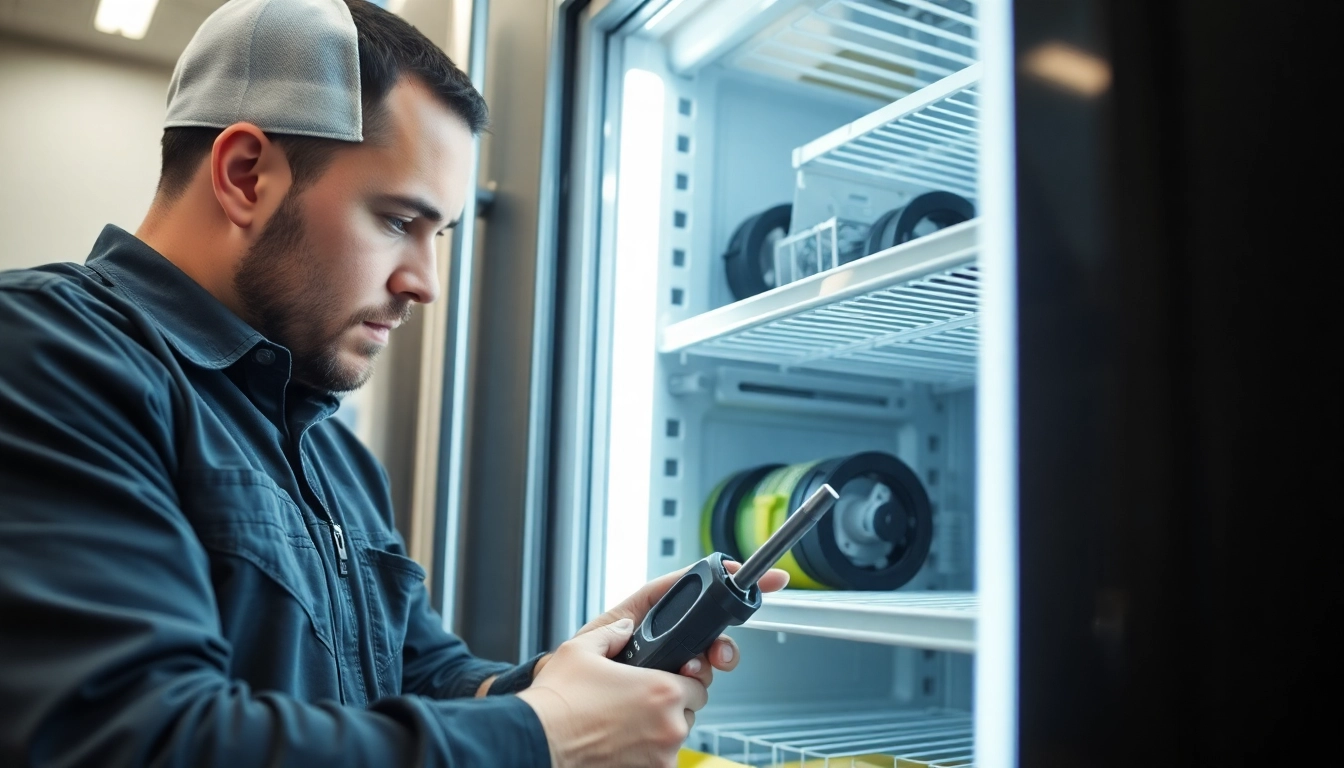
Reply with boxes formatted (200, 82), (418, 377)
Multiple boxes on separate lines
(234, 77), (472, 393)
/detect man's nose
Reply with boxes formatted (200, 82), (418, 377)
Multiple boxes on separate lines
(389, 240), (441, 305)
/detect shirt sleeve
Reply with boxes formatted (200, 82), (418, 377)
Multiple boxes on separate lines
(390, 523), (545, 699)
(0, 278), (551, 768)
(399, 590), (548, 700)
(346, 456), (545, 701)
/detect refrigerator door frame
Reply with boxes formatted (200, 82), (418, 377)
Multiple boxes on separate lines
(974, 0), (1018, 765)
(432, 0), (490, 642)
(543, 0), (684, 650)
(445, 0), (668, 660)
(437, 0), (572, 662)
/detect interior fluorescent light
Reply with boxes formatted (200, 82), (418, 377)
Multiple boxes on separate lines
(94, 0), (160, 40)
(667, 0), (788, 71)
(603, 68), (666, 612)
(976, 0), (1019, 765)
(643, 0), (690, 31)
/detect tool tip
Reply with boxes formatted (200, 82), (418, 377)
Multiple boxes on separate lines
(821, 483), (839, 499)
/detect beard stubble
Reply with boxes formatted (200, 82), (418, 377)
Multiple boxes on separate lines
(232, 191), (410, 393)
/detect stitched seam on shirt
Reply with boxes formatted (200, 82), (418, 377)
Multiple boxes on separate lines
(0, 270), (71, 294)
(91, 260), (238, 365)
(198, 544), (336, 659)
(338, 580), (370, 705)
(87, 246), (264, 368)
(300, 459), (332, 514)
(357, 550), (416, 689)
(201, 521), (316, 547)
(217, 334), (262, 367)
(357, 548), (426, 579)
(355, 556), (394, 697)
(95, 262), (199, 351)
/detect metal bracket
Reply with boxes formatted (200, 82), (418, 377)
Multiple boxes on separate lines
(476, 181), (498, 217)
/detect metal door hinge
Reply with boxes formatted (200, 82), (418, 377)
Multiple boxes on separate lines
(476, 181), (498, 217)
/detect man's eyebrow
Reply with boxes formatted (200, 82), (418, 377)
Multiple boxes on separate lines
(379, 194), (444, 224)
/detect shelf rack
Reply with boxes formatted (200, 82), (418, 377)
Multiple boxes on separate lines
(689, 702), (974, 766)
(794, 63), (981, 199)
(745, 590), (977, 653)
(662, 219), (980, 386)
(729, 0), (979, 104)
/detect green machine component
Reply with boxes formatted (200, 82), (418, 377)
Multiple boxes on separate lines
(700, 452), (934, 591)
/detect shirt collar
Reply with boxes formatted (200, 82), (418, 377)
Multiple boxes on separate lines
(85, 224), (264, 370)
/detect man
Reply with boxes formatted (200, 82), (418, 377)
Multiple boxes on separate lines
(0, 1), (788, 766)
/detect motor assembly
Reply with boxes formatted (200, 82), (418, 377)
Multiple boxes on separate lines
(700, 451), (933, 590)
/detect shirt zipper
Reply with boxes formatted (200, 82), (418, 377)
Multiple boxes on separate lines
(288, 404), (355, 704)
(330, 523), (349, 577)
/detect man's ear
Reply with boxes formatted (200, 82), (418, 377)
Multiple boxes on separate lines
(210, 123), (291, 231)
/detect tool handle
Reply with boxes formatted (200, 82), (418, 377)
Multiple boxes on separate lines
(616, 553), (759, 673)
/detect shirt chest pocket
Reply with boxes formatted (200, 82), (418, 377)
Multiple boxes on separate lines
(186, 469), (336, 661)
(354, 537), (427, 698)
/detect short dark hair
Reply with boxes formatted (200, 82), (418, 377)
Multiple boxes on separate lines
(156, 0), (487, 201)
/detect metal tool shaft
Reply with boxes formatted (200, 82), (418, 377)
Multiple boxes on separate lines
(731, 483), (839, 590)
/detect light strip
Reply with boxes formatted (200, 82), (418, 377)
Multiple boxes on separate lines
(602, 68), (666, 611)
(975, 0), (1019, 764)
(93, 0), (160, 40)
(643, 0), (691, 31)
(667, 0), (794, 73)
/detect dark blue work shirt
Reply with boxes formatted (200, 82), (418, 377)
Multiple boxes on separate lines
(0, 226), (550, 767)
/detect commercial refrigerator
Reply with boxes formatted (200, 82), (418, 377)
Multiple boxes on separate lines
(432, 0), (1336, 765)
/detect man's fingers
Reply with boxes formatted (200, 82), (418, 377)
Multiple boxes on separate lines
(722, 560), (790, 594)
(708, 635), (739, 671)
(679, 654), (714, 688)
(675, 673), (709, 712)
(755, 567), (789, 593)
(573, 617), (635, 658)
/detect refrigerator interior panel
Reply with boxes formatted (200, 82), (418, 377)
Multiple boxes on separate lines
(554, 0), (991, 763)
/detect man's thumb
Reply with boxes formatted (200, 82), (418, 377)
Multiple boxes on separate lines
(584, 617), (635, 658)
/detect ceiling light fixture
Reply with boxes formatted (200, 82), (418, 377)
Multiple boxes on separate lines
(94, 0), (161, 41)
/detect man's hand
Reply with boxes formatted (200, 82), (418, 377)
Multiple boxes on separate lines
(518, 618), (707, 768)
(575, 560), (789, 689)
(517, 562), (788, 766)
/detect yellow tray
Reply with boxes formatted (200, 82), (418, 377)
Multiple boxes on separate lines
(678, 748), (894, 768)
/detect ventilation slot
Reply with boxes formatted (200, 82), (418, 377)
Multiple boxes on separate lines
(712, 368), (908, 419)
(736, 381), (888, 408)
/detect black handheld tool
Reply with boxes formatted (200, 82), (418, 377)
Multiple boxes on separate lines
(616, 483), (840, 673)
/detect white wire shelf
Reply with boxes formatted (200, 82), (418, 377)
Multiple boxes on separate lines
(662, 219), (980, 386)
(745, 590), (977, 653)
(688, 702), (974, 767)
(793, 63), (981, 199)
(729, 0), (979, 104)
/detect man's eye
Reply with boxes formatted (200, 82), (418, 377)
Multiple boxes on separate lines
(384, 216), (411, 234)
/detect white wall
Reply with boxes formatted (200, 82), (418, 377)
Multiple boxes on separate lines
(0, 34), (170, 271)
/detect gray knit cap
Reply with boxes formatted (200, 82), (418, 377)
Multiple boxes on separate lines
(164, 0), (363, 142)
